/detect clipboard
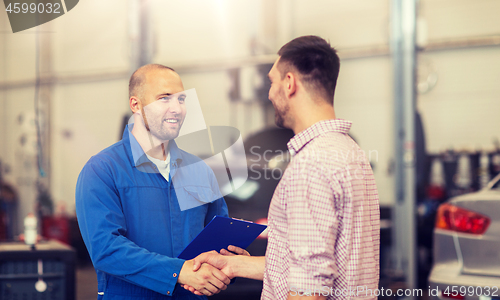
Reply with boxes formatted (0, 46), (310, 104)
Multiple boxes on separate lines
(177, 216), (267, 260)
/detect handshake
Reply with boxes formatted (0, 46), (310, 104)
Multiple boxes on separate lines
(177, 245), (262, 296)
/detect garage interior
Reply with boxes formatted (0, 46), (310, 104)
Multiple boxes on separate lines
(1, 0), (500, 299)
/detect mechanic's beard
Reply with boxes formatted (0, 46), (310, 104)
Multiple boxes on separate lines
(147, 118), (182, 144)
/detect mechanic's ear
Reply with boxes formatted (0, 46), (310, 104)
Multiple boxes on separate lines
(130, 97), (142, 113)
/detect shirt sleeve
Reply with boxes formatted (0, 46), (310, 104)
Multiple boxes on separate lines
(75, 158), (185, 296)
(285, 162), (340, 291)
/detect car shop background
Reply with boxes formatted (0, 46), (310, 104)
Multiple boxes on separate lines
(1, 0), (500, 299)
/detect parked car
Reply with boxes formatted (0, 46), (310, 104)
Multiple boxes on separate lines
(429, 173), (500, 300)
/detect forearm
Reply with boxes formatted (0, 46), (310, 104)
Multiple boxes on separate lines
(229, 255), (265, 280)
(86, 234), (184, 294)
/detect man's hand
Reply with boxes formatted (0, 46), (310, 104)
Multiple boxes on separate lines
(220, 245), (250, 257)
(182, 246), (250, 295)
(177, 259), (230, 296)
(192, 250), (235, 277)
(181, 251), (233, 296)
(191, 246), (249, 276)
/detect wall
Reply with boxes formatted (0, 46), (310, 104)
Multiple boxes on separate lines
(418, 0), (500, 153)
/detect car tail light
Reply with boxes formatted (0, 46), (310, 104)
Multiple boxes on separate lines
(435, 203), (490, 235)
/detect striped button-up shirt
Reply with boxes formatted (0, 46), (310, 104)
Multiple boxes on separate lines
(262, 119), (380, 300)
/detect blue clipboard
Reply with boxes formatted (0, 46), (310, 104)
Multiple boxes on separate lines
(177, 216), (267, 260)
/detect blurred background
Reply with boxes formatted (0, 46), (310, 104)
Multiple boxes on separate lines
(1, 0), (500, 299)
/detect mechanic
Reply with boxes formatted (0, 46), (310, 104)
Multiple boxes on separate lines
(76, 64), (230, 300)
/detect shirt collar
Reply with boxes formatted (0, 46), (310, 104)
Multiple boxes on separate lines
(123, 123), (183, 168)
(287, 119), (352, 156)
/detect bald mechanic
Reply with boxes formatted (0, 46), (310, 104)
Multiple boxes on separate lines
(76, 64), (230, 300)
(184, 36), (380, 300)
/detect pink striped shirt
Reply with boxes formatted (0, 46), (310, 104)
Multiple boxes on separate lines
(262, 119), (380, 300)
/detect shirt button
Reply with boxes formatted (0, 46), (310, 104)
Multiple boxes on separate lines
(173, 273), (177, 278)
(167, 291), (170, 295)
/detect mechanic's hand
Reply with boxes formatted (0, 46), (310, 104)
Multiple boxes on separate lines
(182, 247), (250, 296)
(192, 251), (235, 277)
(178, 259), (230, 296)
(220, 245), (250, 256)
(181, 284), (204, 296)
(182, 249), (236, 296)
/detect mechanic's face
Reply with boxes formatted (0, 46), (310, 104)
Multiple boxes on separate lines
(141, 69), (186, 142)
(268, 59), (290, 129)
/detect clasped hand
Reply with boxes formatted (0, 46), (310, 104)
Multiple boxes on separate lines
(179, 245), (250, 296)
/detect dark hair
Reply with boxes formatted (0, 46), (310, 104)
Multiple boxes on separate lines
(277, 35), (340, 104)
(129, 64), (175, 99)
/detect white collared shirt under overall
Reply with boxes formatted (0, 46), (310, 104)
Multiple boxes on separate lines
(146, 152), (171, 182)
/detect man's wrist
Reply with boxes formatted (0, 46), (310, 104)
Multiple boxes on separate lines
(227, 255), (240, 278)
(228, 255), (265, 280)
(177, 259), (191, 284)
